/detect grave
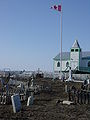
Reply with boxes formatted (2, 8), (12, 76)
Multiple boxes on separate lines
(65, 85), (68, 93)
(27, 77), (34, 106)
(11, 94), (21, 113)
(27, 95), (33, 106)
(66, 67), (73, 82)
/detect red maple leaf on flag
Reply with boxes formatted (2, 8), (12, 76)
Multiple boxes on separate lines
(51, 5), (61, 12)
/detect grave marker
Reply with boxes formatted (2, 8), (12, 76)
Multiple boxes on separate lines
(27, 96), (33, 106)
(11, 94), (21, 113)
(65, 85), (68, 93)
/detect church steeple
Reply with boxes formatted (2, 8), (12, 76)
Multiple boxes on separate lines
(72, 40), (80, 48)
(71, 40), (81, 52)
(70, 40), (82, 70)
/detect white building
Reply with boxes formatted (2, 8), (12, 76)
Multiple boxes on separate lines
(53, 40), (90, 77)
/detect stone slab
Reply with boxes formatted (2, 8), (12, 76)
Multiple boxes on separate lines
(11, 94), (21, 113)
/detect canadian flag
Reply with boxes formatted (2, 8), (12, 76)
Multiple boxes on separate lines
(51, 5), (61, 12)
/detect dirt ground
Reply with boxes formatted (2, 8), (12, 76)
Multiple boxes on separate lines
(0, 79), (90, 120)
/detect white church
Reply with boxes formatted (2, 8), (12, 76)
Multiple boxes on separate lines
(53, 40), (90, 77)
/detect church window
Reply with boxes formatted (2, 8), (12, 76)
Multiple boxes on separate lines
(75, 49), (78, 52)
(57, 62), (60, 67)
(66, 62), (69, 67)
(88, 61), (90, 67)
(71, 49), (74, 52)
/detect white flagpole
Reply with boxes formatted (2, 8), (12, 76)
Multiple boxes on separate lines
(60, 0), (62, 79)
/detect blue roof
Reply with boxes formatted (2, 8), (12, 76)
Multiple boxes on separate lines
(54, 51), (90, 60)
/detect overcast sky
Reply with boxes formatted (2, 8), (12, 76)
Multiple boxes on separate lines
(0, 0), (90, 71)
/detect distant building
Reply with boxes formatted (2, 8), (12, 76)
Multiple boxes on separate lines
(53, 40), (90, 77)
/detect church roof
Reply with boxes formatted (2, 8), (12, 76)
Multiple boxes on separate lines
(82, 52), (90, 59)
(54, 51), (90, 61)
(72, 40), (80, 48)
(53, 52), (70, 61)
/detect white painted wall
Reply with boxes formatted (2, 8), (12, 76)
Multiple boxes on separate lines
(71, 52), (79, 61)
(54, 60), (70, 72)
(62, 60), (70, 71)
(70, 61), (78, 70)
(70, 51), (79, 70)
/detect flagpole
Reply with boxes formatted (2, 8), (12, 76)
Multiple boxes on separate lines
(51, 2), (62, 80)
(60, 0), (62, 79)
